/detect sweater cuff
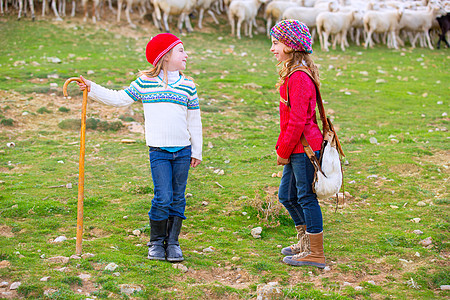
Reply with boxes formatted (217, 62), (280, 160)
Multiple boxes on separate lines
(276, 144), (292, 159)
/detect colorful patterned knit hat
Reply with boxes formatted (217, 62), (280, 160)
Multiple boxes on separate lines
(145, 33), (183, 66)
(270, 20), (313, 54)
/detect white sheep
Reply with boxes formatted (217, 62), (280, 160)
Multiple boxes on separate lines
(228, 0), (267, 39)
(282, 0), (339, 42)
(153, 0), (197, 33)
(17, 0), (35, 20)
(316, 10), (356, 51)
(81, 0), (101, 23)
(363, 8), (403, 49)
(196, 0), (221, 29)
(264, 0), (302, 36)
(397, 4), (446, 49)
(117, 0), (149, 28)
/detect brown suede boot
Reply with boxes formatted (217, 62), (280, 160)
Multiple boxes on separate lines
(283, 232), (325, 269)
(281, 225), (310, 256)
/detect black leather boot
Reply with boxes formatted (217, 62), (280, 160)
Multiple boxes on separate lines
(147, 219), (168, 260)
(166, 216), (184, 262)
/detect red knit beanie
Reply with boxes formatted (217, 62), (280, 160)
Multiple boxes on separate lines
(145, 33), (183, 66)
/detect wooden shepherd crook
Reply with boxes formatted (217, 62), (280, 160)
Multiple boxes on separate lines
(63, 77), (88, 255)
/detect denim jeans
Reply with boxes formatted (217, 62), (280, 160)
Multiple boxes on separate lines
(278, 151), (323, 233)
(148, 146), (191, 221)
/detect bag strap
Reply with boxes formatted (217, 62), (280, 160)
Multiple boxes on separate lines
(285, 67), (345, 157)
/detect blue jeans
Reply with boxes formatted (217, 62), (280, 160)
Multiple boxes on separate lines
(278, 151), (323, 233)
(148, 146), (191, 221)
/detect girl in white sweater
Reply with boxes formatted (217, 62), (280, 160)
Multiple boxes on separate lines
(77, 33), (202, 262)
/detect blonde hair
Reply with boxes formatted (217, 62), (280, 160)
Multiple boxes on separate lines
(137, 49), (185, 87)
(276, 49), (320, 90)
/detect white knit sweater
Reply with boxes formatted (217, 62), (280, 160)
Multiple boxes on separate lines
(88, 71), (203, 160)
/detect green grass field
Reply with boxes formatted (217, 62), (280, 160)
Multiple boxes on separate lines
(0, 13), (449, 299)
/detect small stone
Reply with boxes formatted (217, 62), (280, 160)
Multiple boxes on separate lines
(415, 252), (420, 257)
(324, 266), (331, 271)
(413, 230), (423, 235)
(369, 218), (374, 222)
(271, 173), (277, 178)
(40, 276), (51, 282)
(172, 263), (188, 272)
(53, 236), (67, 243)
(232, 256), (241, 261)
(78, 273), (91, 280)
(277, 171), (283, 178)
(47, 57), (62, 63)
(113, 272), (120, 277)
(390, 205), (399, 209)
(6, 142), (15, 148)
(368, 130), (376, 135)
(203, 246), (214, 253)
(70, 255), (81, 260)
(9, 282), (21, 290)
(419, 237), (432, 247)
(390, 139), (399, 144)
(257, 282), (282, 299)
(369, 137), (378, 144)
(81, 253), (95, 259)
(251, 227), (262, 238)
(242, 212), (247, 216)
(441, 285), (450, 290)
(104, 263), (118, 271)
(217, 170), (225, 176)
(47, 256), (70, 264)
(208, 142), (214, 148)
(87, 70), (95, 75)
(355, 286), (363, 290)
(123, 216), (128, 219)
(367, 280), (376, 285)
(411, 218), (421, 223)
(44, 288), (58, 296)
(416, 201), (426, 207)
(0, 281), (9, 287)
(132, 229), (141, 236)
(343, 282), (352, 286)
(202, 201), (208, 206)
(185, 193), (193, 198)
(119, 284), (142, 295)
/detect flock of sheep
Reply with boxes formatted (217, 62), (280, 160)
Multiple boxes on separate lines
(3, 0), (450, 50)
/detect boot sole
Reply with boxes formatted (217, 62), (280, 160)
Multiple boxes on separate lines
(147, 256), (166, 261)
(283, 257), (325, 269)
(167, 257), (184, 262)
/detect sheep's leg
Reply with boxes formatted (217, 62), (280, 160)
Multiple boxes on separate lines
(29, 0), (35, 20)
(424, 30), (434, 50)
(341, 30), (347, 51)
(117, 0), (122, 22)
(92, 0), (97, 23)
(51, 0), (62, 20)
(323, 32), (330, 51)
(364, 30), (373, 48)
(249, 18), (253, 38)
(163, 12), (170, 32)
(17, 0), (23, 19)
(228, 12), (235, 36)
(266, 16), (272, 37)
(390, 31), (398, 49)
(355, 28), (360, 46)
(185, 13), (193, 33)
(208, 9), (219, 24)
(71, 0), (75, 16)
(42, 0), (46, 16)
(198, 8), (204, 29)
(0, 0), (3, 15)
(236, 19), (242, 39)
(126, 0), (136, 28)
(311, 27), (316, 43)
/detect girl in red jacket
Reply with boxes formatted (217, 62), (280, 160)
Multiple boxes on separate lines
(270, 20), (325, 269)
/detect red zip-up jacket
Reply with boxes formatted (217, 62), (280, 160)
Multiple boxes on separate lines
(276, 70), (323, 159)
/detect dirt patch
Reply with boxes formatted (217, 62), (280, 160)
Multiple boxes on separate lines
(415, 151), (450, 172)
(187, 266), (254, 290)
(0, 225), (14, 238)
(389, 163), (422, 177)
